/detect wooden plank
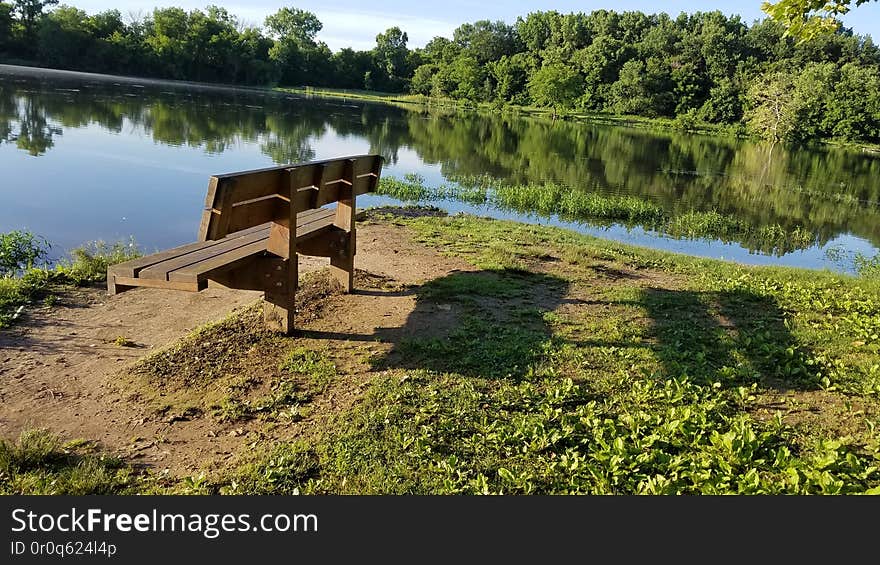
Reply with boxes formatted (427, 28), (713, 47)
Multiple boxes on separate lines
(226, 198), (283, 234)
(220, 169), (284, 204)
(209, 256), (288, 292)
(198, 176), (220, 242)
(289, 164), (324, 213)
(316, 160), (348, 206)
(331, 159), (356, 292)
(111, 223), (272, 278)
(168, 239), (270, 282)
(263, 207), (328, 230)
(352, 156), (378, 195)
(206, 177), (236, 240)
(112, 276), (202, 292)
(299, 208), (335, 232)
(287, 164), (319, 190)
(297, 226), (348, 257)
(266, 210), (336, 258)
(139, 226), (270, 281)
(213, 155), (379, 181)
(297, 215), (336, 243)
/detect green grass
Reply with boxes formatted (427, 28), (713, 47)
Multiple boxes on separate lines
(275, 86), (425, 107)
(376, 175), (819, 256)
(279, 347), (338, 393)
(0, 430), (135, 494)
(55, 238), (141, 284)
(224, 214), (880, 494)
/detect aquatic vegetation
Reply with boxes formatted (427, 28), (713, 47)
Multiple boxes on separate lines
(377, 175), (818, 255)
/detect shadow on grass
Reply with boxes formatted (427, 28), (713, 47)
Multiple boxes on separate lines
(642, 287), (818, 391)
(371, 269), (570, 380)
(364, 268), (816, 392)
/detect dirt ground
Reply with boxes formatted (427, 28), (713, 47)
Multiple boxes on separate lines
(0, 221), (475, 475)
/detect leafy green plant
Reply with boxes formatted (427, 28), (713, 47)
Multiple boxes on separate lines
(279, 348), (338, 393)
(0, 230), (49, 276)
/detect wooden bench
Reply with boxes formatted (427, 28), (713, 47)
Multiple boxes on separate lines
(108, 154), (384, 334)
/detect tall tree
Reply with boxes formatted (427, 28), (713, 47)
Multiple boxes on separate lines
(373, 26), (410, 90)
(746, 71), (797, 141)
(264, 6), (321, 44)
(527, 62), (582, 118)
(13, 0), (57, 42)
(264, 7), (327, 86)
(0, 2), (13, 49)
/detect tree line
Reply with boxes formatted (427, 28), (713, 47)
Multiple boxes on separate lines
(1, 2), (879, 143)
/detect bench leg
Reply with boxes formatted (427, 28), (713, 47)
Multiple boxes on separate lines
(107, 272), (134, 296)
(263, 256), (297, 335)
(331, 182), (356, 294)
(330, 251), (354, 293)
(264, 291), (294, 334)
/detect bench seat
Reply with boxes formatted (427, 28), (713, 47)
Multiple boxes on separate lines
(108, 207), (347, 294)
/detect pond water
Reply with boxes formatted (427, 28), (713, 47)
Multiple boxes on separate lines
(2, 65), (879, 273)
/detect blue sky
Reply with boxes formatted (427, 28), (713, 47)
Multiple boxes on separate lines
(72, 1), (880, 51)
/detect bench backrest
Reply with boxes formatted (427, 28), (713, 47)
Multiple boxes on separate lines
(198, 154), (383, 241)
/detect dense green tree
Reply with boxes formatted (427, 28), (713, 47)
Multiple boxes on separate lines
(331, 48), (373, 89)
(453, 20), (518, 64)
(449, 55), (488, 101)
(265, 6), (330, 86)
(373, 27), (410, 90)
(527, 62), (582, 117)
(264, 7), (321, 44)
(410, 63), (437, 95)
(488, 53), (531, 104)
(0, 2), (13, 50)
(827, 62), (880, 139)
(13, 0), (57, 42)
(610, 58), (673, 117)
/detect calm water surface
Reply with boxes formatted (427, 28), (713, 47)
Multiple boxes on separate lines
(2, 65), (879, 273)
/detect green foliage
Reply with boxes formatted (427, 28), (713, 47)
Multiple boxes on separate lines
(219, 214), (880, 494)
(373, 27), (411, 91)
(0, 229), (48, 275)
(0, 268), (48, 327)
(855, 254), (880, 279)
(0, 429), (133, 494)
(762, 0), (875, 41)
(0, 234), (139, 327)
(55, 238), (141, 284)
(527, 63), (582, 115)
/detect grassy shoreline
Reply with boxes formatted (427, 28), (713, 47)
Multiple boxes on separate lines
(3, 211), (879, 494)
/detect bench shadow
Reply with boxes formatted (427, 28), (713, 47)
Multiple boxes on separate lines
(304, 269), (815, 393)
(368, 269), (570, 380)
(640, 287), (818, 392)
